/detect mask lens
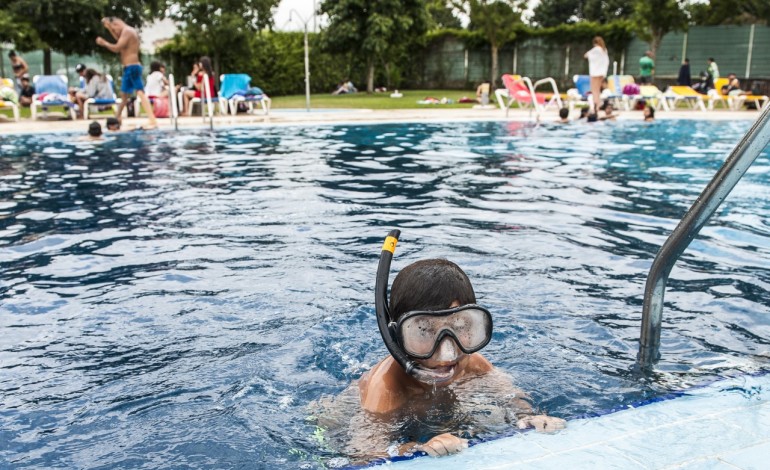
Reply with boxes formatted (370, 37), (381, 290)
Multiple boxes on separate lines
(399, 307), (491, 358)
(400, 316), (441, 357)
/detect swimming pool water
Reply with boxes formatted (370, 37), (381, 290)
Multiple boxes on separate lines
(1, 120), (768, 468)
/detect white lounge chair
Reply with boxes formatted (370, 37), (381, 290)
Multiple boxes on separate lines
(31, 75), (77, 120)
(219, 74), (271, 116)
(83, 74), (122, 120)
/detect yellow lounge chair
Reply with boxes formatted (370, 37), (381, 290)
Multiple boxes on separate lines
(664, 86), (707, 112)
(605, 75), (635, 110)
(709, 78), (768, 111)
(0, 77), (21, 122)
(628, 85), (669, 111)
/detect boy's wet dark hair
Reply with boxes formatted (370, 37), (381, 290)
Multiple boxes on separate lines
(645, 105), (655, 119)
(389, 259), (476, 321)
(579, 107), (589, 119)
(88, 121), (102, 137)
(106, 117), (120, 130)
(559, 107), (569, 119)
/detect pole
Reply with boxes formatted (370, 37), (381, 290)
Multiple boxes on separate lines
(681, 32), (688, 65)
(313, 0), (317, 33)
(464, 49), (469, 83)
(620, 50), (625, 76)
(564, 45), (570, 80)
(304, 24), (311, 112)
(746, 24), (755, 79)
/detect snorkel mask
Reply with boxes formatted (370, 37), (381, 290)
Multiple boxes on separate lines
(375, 230), (493, 383)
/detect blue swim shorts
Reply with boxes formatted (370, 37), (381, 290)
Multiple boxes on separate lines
(121, 64), (144, 94)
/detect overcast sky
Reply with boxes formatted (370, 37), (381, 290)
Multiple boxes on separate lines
(274, 0), (324, 32)
(142, 0), (538, 51)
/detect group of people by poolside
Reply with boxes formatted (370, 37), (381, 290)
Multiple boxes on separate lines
(555, 102), (654, 124)
(1, 17), (224, 129)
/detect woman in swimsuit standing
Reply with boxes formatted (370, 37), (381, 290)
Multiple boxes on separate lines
(8, 51), (29, 93)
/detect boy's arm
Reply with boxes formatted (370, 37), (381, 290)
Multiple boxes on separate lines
(485, 367), (567, 433)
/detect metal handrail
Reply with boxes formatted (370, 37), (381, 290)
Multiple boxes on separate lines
(637, 103), (770, 370)
(168, 73), (179, 131)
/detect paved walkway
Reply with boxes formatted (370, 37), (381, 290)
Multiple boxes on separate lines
(0, 107), (764, 135)
(377, 373), (769, 470)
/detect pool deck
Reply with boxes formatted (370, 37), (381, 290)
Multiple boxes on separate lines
(0, 106), (764, 135)
(373, 373), (769, 470)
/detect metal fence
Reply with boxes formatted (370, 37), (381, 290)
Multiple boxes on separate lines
(421, 25), (770, 91)
(4, 25), (769, 93)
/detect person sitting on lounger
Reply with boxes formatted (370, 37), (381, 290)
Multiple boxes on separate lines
(722, 74), (746, 97)
(74, 69), (114, 119)
(181, 56), (217, 115)
(18, 74), (34, 107)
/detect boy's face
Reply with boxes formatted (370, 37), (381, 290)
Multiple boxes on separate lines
(411, 301), (472, 386)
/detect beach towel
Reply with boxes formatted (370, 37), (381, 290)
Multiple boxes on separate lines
(36, 76), (68, 96)
(220, 74), (252, 100)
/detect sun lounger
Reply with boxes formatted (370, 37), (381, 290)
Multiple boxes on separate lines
(31, 75), (77, 120)
(628, 85), (669, 111)
(497, 74), (562, 117)
(663, 86), (707, 111)
(219, 74), (271, 116)
(605, 75), (636, 111)
(566, 75), (593, 111)
(0, 78), (20, 122)
(83, 75), (122, 120)
(709, 78), (767, 111)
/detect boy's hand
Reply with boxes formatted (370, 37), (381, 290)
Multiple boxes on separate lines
(517, 414), (566, 433)
(415, 433), (468, 457)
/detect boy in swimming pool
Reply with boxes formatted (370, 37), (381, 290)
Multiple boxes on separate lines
(355, 232), (565, 458)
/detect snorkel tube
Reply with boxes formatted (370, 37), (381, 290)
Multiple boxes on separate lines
(375, 230), (435, 383)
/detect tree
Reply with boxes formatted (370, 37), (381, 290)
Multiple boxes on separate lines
(687, 0), (770, 25)
(531, 0), (580, 27)
(582, 0), (634, 23)
(320, 0), (430, 93)
(4, 0), (164, 74)
(427, 0), (462, 29)
(632, 0), (688, 59)
(531, 0), (634, 27)
(457, 0), (524, 86)
(170, 0), (279, 83)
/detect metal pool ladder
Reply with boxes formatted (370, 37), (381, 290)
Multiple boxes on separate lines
(637, 103), (770, 370)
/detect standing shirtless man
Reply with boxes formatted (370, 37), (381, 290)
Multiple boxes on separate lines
(96, 17), (157, 129)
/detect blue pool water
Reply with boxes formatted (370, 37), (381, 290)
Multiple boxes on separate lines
(1, 120), (769, 468)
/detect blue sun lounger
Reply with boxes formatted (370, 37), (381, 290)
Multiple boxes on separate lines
(31, 75), (77, 120)
(219, 74), (271, 116)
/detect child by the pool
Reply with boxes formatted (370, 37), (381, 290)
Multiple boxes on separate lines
(314, 233), (566, 461)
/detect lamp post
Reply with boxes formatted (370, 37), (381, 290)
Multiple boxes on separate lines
(289, 10), (312, 112)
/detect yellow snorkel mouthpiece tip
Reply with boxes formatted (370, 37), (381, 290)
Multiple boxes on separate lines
(382, 236), (398, 254)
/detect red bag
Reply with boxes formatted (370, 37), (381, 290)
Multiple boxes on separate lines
(152, 96), (169, 118)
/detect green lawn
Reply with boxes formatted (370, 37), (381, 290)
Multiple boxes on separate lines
(1, 90), (483, 120)
(271, 89), (483, 109)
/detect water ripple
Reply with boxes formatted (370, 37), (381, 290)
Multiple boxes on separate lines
(0, 120), (768, 468)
